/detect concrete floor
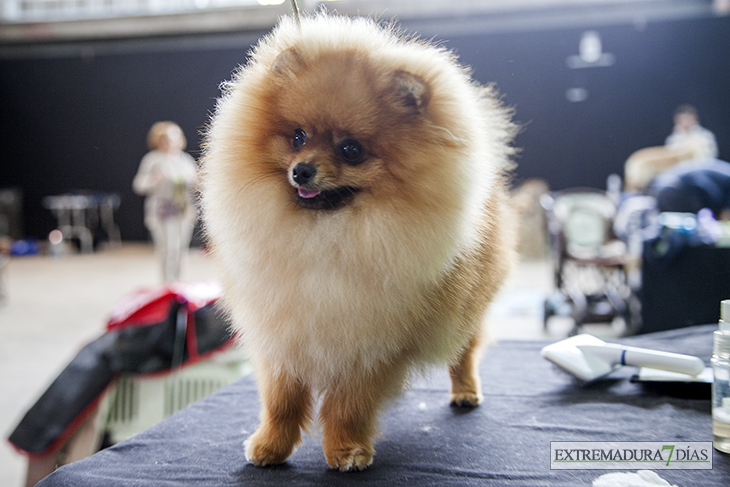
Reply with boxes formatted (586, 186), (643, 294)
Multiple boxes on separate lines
(0, 244), (611, 486)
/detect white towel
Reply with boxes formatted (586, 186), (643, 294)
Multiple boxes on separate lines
(593, 470), (678, 487)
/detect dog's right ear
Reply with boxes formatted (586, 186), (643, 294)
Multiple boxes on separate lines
(391, 70), (430, 115)
(271, 48), (306, 78)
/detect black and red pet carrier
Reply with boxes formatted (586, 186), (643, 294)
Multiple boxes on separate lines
(9, 281), (235, 458)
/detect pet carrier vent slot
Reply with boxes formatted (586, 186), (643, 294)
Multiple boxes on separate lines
(108, 376), (139, 424)
(164, 378), (225, 416)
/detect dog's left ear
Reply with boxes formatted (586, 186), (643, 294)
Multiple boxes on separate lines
(391, 70), (430, 114)
(271, 47), (306, 78)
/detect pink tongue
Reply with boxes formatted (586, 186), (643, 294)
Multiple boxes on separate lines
(298, 188), (320, 199)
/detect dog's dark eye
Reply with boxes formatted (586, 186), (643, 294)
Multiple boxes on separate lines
(292, 129), (307, 151)
(338, 139), (365, 165)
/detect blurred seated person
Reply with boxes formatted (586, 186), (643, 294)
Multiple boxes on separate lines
(649, 159), (730, 220)
(665, 104), (719, 161)
(624, 105), (718, 192)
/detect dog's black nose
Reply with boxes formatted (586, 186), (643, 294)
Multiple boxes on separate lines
(292, 163), (317, 185)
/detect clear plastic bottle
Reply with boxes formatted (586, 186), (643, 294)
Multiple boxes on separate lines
(712, 300), (730, 453)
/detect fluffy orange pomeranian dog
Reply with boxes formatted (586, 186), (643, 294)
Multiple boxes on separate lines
(201, 12), (518, 472)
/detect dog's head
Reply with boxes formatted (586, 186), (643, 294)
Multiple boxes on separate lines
(265, 45), (431, 211)
(202, 13), (516, 254)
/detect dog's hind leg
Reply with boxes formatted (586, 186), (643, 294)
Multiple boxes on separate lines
(448, 328), (485, 407)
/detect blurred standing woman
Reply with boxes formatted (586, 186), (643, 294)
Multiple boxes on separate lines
(133, 121), (198, 282)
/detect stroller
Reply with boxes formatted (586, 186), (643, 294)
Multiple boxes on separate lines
(541, 187), (636, 336)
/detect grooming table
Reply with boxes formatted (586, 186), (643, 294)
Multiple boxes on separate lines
(38, 326), (729, 486)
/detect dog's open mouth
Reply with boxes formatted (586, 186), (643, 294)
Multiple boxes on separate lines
(295, 186), (360, 210)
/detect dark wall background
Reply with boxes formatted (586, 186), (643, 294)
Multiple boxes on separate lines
(1, 13), (729, 241)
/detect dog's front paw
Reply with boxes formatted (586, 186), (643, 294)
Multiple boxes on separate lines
(325, 445), (374, 472)
(244, 429), (297, 467)
(449, 391), (483, 407)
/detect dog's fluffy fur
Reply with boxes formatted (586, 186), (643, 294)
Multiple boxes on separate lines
(201, 12), (518, 471)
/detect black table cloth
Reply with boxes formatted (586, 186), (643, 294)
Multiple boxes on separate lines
(39, 326), (729, 486)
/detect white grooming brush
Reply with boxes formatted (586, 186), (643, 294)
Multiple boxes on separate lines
(541, 334), (706, 382)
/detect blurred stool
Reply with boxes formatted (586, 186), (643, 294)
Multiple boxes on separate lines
(43, 192), (121, 253)
(98, 194), (121, 248)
